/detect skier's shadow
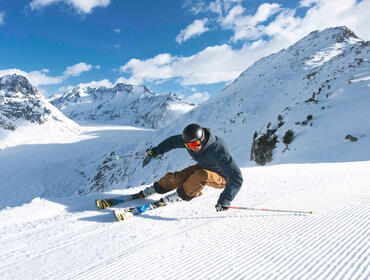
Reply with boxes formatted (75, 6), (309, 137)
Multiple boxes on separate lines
(78, 210), (307, 223)
(79, 212), (116, 223)
(134, 214), (179, 221)
(79, 212), (180, 223)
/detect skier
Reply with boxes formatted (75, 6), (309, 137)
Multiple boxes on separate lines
(139, 123), (243, 211)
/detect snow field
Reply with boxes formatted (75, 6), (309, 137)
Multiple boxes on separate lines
(0, 124), (154, 208)
(0, 161), (369, 280)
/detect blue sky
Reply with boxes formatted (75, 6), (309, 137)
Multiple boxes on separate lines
(0, 0), (369, 103)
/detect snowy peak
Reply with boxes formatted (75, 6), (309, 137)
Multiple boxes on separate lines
(290, 26), (360, 57)
(229, 26), (368, 94)
(237, 27), (362, 84)
(0, 74), (79, 148)
(113, 83), (134, 93)
(0, 74), (40, 97)
(292, 26), (361, 67)
(55, 83), (154, 106)
(301, 26), (358, 46)
(112, 83), (153, 96)
(58, 83), (152, 103)
(51, 83), (195, 128)
(0, 74), (51, 129)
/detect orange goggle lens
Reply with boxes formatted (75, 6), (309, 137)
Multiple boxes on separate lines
(184, 140), (201, 149)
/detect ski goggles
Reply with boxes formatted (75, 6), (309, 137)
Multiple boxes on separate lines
(184, 139), (202, 149)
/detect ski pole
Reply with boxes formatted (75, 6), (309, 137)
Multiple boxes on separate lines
(227, 206), (314, 215)
(115, 152), (146, 160)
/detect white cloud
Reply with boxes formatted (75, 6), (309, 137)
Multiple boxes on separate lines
(182, 0), (209, 15)
(57, 85), (73, 93)
(63, 62), (93, 77)
(58, 77), (138, 93)
(176, 18), (210, 43)
(203, 0), (370, 43)
(0, 11), (5, 25)
(58, 79), (113, 92)
(120, 53), (175, 85)
(87, 79), (111, 88)
(221, 4), (244, 24)
(0, 68), (63, 86)
(183, 91), (210, 104)
(186, 0), (242, 16)
(299, 0), (318, 7)
(219, 3), (282, 42)
(250, 3), (282, 25)
(0, 62), (99, 88)
(208, 0), (223, 15)
(295, 0), (370, 40)
(29, 0), (111, 14)
(120, 45), (252, 86)
(114, 77), (133, 85)
(113, 28), (121, 34)
(350, 0), (370, 39)
(254, 0), (370, 46)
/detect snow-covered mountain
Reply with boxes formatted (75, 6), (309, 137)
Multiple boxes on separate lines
(50, 84), (195, 128)
(0, 74), (79, 149)
(1, 27), (369, 280)
(84, 26), (370, 193)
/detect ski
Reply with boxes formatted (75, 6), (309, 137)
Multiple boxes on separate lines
(113, 191), (204, 221)
(95, 193), (143, 210)
(113, 200), (167, 221)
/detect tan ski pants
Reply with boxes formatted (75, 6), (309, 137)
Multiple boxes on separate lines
(158, 164), (227, 198)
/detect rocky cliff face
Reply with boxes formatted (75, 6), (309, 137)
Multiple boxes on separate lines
(0, 75), (53, 131)
(0, 74), (79, 148)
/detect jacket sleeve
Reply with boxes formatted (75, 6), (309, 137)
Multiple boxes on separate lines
(217, 155), (243, 206)
(152, 135), (185, 155)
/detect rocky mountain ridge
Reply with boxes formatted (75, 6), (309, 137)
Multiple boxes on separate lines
(50, 83), (195, 128)
(0, 75), (51, 131)
(0, 74), (79, 149)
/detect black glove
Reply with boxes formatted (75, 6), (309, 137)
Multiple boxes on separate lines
(215, 203), (229, 212)
(142, 148), (156, 167)
(146, 148), (156, 157)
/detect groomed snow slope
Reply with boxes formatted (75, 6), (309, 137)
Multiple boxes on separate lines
(1, 161), (369, 280)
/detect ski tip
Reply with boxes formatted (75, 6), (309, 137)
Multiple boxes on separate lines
(96, 199), (115, 210)
(95, 199), (103, 210)
(113, 209), (133, 221)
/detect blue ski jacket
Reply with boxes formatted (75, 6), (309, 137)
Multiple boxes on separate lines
(152, 128), (243, 206)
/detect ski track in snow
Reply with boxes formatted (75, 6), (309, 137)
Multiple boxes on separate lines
(0, 162), (369, 280)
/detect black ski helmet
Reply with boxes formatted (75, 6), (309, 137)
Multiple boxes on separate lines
(182, 123), (205, 143)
